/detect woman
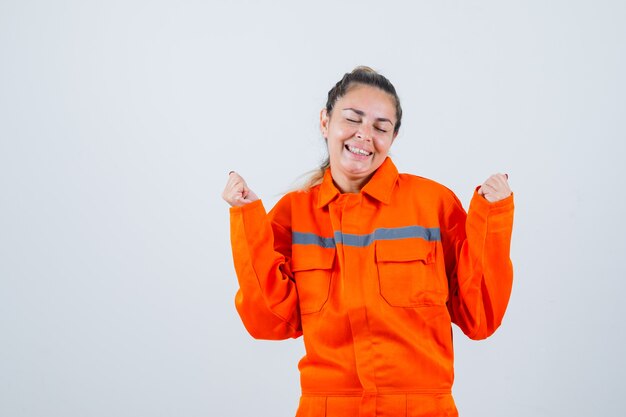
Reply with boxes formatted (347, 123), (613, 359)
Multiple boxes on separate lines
(222, 67), (514, 417)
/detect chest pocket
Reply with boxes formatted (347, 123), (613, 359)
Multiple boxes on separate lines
(375, 239), (446, 307)
(291, 247), (335, 315)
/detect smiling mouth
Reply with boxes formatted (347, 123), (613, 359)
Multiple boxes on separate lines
(345, 145), (373, 157)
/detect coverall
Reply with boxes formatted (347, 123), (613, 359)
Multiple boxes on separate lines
(229, 158), (514, 417)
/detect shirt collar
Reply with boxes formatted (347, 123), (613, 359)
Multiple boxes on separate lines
(316, 157), (399, 208)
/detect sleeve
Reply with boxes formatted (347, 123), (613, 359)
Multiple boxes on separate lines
(442, 189), (515, 340)
(229, 197), (302, 340)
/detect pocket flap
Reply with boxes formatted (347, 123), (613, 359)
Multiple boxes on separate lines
(375, 239), (436, 263)
(291, 246), (336, 271)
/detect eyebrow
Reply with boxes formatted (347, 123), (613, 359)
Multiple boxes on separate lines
(342, 107), (394, 125)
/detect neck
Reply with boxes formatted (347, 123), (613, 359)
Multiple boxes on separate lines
(330, 169), (373, 194)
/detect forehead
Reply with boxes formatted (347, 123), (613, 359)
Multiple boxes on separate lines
(337, 84), (396, 119)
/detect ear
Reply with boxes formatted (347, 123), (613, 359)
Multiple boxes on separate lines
(320, 108), (329, 138)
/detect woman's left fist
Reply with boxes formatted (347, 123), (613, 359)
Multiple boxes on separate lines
(478, 173), (512, 203)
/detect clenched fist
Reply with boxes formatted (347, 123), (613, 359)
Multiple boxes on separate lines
(222, 171), (259, 207)
(478, 173), (512, 203)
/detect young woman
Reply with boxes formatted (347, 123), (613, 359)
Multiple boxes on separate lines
(222, 66), (514, 417)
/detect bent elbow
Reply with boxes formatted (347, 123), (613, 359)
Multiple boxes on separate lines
(235, 293), (301, 341)
(242, 320), (300, 341)
(453, 306), (504, 341)
(467, 322), (500, 341)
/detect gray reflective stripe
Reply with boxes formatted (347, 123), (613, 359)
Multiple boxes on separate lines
(292, 232), (336, 248)
(334, 231), (372, 247)
(293, 226), (440, 248)
(374, 226), (440, 242)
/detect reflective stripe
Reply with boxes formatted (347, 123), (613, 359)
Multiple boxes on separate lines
(374, 226), (440, 242)
(293, 226), (440, 248)
(292, 232), (337, 248)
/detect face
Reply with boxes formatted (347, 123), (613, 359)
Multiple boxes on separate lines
(320, 84), (398, 192)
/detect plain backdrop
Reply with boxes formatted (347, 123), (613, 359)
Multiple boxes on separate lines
(1, 1), (625, 416)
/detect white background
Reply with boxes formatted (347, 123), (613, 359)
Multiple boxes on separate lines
(1, 1), (625, 416)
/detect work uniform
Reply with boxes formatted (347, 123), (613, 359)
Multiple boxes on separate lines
(229, 158), (514, 417)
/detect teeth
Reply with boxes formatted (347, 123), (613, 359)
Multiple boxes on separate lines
(347, 145), (371, 156)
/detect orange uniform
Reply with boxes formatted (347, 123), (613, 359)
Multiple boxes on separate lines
(229, 158), (514, 417)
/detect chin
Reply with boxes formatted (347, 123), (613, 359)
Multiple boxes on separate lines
(342, 161), (371, 174)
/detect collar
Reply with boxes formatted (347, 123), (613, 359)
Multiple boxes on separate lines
(316, 157), (399, 208)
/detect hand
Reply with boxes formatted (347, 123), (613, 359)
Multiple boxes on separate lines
(478, 173), (511, 203)
(222, 171), (259, 207)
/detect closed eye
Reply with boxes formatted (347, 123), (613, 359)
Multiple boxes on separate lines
(346, 118), (360, 123)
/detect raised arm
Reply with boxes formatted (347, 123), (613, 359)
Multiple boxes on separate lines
(223, 173), (302, 340)
(444, 174), (514, 340)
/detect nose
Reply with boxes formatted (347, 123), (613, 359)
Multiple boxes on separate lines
(355, 124), (373, 142)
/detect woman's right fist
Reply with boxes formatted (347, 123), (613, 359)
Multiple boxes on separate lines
(222, 171), (259, 207)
